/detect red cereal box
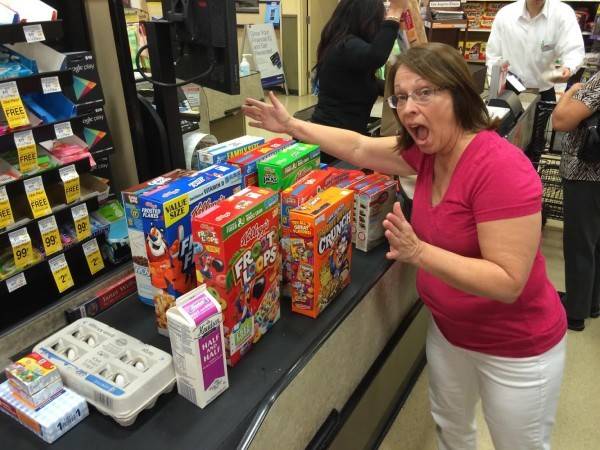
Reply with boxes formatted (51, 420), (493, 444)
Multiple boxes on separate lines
(288, 187), (354, 318)
(192, 187), (281, 366)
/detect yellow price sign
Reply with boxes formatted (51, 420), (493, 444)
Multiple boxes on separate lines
(0, 186), (14, 229)
(59, 165), (80, 204)
(82, 238), (104, 275)
(0, 82), (29, 129)
(71, 203), (91, 241)
(14, 130), (38, 174)
(24, 176), (52, 219)
(8, 228), (33, 269)
(49, 254), (74, 293)
(38, 215), (63, 256)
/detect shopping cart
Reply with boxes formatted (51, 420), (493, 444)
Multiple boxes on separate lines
(526, 100), (564, 222)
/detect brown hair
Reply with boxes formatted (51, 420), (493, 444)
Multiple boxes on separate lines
(386, 42), (497, 148)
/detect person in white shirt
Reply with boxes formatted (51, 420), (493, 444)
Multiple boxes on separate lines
(486, 0), (585, 101)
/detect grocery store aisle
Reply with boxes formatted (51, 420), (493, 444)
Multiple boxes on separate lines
(379, 223), (600, 450)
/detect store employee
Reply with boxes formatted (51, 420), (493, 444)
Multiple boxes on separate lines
(486, 0), (585, 101)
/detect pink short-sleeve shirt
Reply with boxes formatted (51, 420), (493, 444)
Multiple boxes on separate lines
(402, 130), (566, 357)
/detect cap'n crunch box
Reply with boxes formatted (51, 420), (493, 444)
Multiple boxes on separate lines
(192, 187), (281, 366)
(191, 136), (264, 169)
(228, 137), (295, 187)
(257, 142), (320, 191)
(140, 164), (242, 335)
(288, 187), (354, 318)
(122, 169), (189, 306)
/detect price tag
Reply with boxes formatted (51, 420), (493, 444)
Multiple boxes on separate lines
(38, 215), (62, 256)
(23, 24), (45, 43)
(49, 253), (74, 293)
(14, 130), (38, 173)
(0, 81), (29, 129)
(24, 176), (52, 219)
(8, 228), (33, 269)
(0, 186), (14, 229)
(71, 203), (91, 241)
(59, 165), (80, 204)
(54, 121), (74, 140)
(41, 76), (61, 94)
(82, 238), (104, 275)
(6, 272), (26, 293)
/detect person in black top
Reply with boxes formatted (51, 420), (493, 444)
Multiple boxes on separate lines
(311, 0), (407, 141)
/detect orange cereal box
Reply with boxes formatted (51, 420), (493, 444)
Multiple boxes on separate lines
(288, 187), (354, 318)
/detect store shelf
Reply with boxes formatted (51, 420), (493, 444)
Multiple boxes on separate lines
(461, 27), (491, 32)
(425, 20), (468, 29)
(0, 70), (73, 96)
(0, 20), (64, 45)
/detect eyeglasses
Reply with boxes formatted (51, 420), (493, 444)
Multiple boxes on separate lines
(387, 87), (444, 109)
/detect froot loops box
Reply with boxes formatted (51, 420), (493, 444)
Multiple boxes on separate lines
(192, 186), (281, 366)
(288, 187), (354, 318)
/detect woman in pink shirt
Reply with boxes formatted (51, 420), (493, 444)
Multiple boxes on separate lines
(243, 42), (566, 450)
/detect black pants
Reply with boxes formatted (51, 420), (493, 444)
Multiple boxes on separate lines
(563, 179), (600, 320)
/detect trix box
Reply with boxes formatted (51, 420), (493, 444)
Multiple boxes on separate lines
(228, 137), (295, 187)
(191, 136), (264, 169)
(354, 179), (397, 252)
(192, 187), (281, 366)
(257, 142), (320, 191)
(289, 187), (354, 318)
(122, 170), (188, 306)
(140, 164), (242, 335)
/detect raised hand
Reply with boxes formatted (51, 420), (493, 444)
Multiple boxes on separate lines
(382, 202), (424, 264)
(242, 91), (294, 134)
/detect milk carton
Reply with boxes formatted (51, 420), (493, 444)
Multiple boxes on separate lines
(167, 285), (228, 409)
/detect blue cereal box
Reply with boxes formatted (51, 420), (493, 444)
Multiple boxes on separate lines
(191, 136), (264, 169)
(140, 164), (242, 334)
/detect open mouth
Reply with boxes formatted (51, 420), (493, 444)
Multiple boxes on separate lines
(408, 125), (430, 144)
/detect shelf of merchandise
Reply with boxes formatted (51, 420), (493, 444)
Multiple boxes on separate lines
(0, 20), (64, 45)
(0, 70), (73, 96)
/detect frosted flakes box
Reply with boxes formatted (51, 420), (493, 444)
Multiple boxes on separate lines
(122, 169), (189, 306)
(257, 142), (320, 191)
(228, 137), (295, 187)
(191, 136), (264, 169)
(192, 187), (281, 366)
(288, 187), (354, 318)
(140, 164), (242, 334)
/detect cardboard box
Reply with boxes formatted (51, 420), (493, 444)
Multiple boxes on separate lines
(257, 142), (320, 191)
(166, 285), (228, 408)
(122, 170), (188, 306)
(228, 137), (295, 187)
(5, 353), (62, 398)
(0, 382), (88, 444)
(354, 180), (397, 252)
(288, 187), (354, 318)
(140, 164), (242, 334)
(192, 187), (281, 366)
(191, 136), (264, 169)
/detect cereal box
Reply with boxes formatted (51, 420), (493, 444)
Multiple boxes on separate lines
(191, 136), (264, 169)
(5, 352), (62, 398)
(192, 187), (281, 366)
(140, 164), (242, 334)
(354, 179), (397, 252)
(257, 142), (320, 191)
(166, 285), (228, 408)
(289, 187), (354, 318)
(122, 170), (188, 306)
(228, 137), (295, 187)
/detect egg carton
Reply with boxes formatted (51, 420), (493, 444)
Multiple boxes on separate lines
(33, 318), (176, 426)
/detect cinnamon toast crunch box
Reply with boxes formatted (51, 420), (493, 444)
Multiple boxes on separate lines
(192, 187), (281, 366)
(288, 187), (354, 318)
(140, 164), (242, 335)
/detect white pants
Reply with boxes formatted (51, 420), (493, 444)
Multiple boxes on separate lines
(426, 319), (566, 450)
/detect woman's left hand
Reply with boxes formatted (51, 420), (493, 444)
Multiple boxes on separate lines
(383, 202), (424, 264)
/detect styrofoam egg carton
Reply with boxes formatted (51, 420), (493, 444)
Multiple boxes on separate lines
(33, 318), (176, 426)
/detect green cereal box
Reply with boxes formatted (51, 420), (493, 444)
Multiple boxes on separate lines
(257, 143), (320, 191)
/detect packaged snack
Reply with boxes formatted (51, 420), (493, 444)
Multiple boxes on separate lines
(344, 173), (392, 242)
(257, 142), (320, 191)
(192, 186), (281, 366)
(0, 381), (88, 444)
(191, 136), (264, 169)
(228, 137), (295, 187)
(122, 169), (188, 306)
(289, 187), (354, 318)
(166, 285), (228, 408)
(5, 353), (62, 398)
(140, 164), (242, 334)
(10, 378), (64, 410)
(354, 179), (397, 252)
